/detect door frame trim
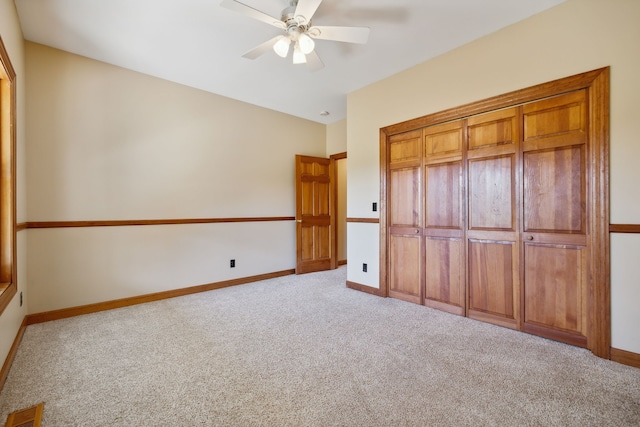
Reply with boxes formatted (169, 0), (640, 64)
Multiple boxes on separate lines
(379, 67), (610, 358)
(330, 152), (347, 270)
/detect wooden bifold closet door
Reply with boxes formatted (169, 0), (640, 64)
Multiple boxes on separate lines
(423, 121), (465, 315)
(521, 90), (588, 346)
(388, 130), (423, 304)
(382, 74), (606, 354)
(466, 107), (521, 330)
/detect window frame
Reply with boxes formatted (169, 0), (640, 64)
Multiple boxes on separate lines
(0, 35), (17, 315)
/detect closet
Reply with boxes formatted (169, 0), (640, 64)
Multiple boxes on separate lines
(380, 69), (610, 357)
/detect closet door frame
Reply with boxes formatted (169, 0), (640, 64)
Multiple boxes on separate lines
(379, 67), (610, 359)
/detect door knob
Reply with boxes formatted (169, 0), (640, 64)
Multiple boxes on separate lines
(527, 236), (534, 240)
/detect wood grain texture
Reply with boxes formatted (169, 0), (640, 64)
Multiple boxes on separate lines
(424, 121), (463, 161)
(423, 120), (464, 314)
(379, 128), (390, 298)
(390, 167), (421, 227)
(5, 402), (44, 427)
(468, 155), (514, 230)
(388, 130), (424, 304)
(425, 162), (461, 228)
(330, 152), (347, 270)
(389, 234), (422, 304)
(523, 90), (586, 143)
(610, 348), (640, 369)
(609, 224), (640, 233)
(23, 217), (296, 229)
(467, 108), (517, 150)
(524, 244), (587, 337)
(0, 317), (27, 393)
(523, 322), (587, 348)
(25, 269), (295, 325)
(465, 107), (520, 329)
(468, 240), (516, 320)
(0, 36), (16, 79)
(587, 67), (611, 359)
(524, 146), (584, 233)
(0, 35), (17, 318)
(379, 68), (610, 358)
(522, 90), (589, 346)
(346, 218), (379, 224)
(346, 280), (385, 297)
(424, 237), (464, 311)
(295, 155), (332, 274)
(381, 68), (608, 137)
(389, 130), (422, 168)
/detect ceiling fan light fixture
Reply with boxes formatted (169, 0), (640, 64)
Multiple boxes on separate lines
(221, 0), (371, 71)
(298, 33), (315, 54)
(293, 42), (307, 64)
(273, 36), (291, 58)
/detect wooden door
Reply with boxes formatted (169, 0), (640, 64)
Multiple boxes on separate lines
(423, 121), (465, 315)
(388, 130), (423, 304)
(466, 108), (521, 329)
(295, 155), (332, 274)
(521, 90), (588, 347)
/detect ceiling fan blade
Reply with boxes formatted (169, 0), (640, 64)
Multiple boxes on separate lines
(294, 0), (323, 25)
(220, 0), (286, 29)
(305, 50), (324, 72)
(308, 26), (370, 44)
(242, 36), (282, 60)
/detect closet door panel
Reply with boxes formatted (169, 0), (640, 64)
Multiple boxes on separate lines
(524, 146), (584, 233)
(424, 121), (463, 162)
(523, 90), (586, 149)
(523, 250), (589, 341)
(524, 243), (587, 344)
(468, 240), (518, 329)
(426, 162), (461, 228)
(389, 130), (422, 169)
(390, 168), (421, 227)
(468, 155), (515, 230)
(468, 108), (517, 150)
(389, 234), (422, 304)
(425, 237), (464, 314)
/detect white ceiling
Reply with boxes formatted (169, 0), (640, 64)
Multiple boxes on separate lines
(15, 0), (565, 124)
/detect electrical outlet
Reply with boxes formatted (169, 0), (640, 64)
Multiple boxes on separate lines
(362, 263), (368, 273)
(230, 259), (235, 268)
(372, 202), (377, 212)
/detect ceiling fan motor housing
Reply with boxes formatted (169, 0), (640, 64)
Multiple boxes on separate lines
(281, 6), (311, 36)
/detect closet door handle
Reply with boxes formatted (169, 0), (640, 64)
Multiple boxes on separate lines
(527, 235), (534, 241)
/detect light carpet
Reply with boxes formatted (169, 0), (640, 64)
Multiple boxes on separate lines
(1, 266), (639, 426)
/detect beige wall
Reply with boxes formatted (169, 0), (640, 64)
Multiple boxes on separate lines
(25, 42), (326, 312)
(347, 0), (640, 353)
(326, 119), (346, 156)
(326, 119), (348, 263)
(0, 0), (28, 366)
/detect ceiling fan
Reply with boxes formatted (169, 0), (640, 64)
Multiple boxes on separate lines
(220, 0), (370, 71)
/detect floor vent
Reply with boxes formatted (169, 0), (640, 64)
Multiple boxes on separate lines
(5, 403), (43, 427)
